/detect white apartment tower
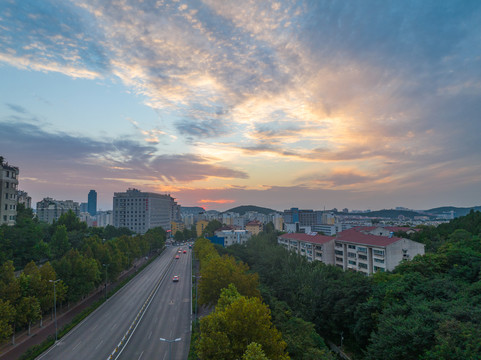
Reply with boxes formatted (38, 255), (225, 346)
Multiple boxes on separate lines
(113, 188), (174, 234)
(0, 159), (19, 226)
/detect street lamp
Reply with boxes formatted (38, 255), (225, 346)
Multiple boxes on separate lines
(49, 279), (60, 341)
(102, 264), (110, 299)
(159, 337), (181, 360)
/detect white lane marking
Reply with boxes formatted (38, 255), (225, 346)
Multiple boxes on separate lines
(148, 331), (152, 340)
(73, 341), (82, 350)
(137, 351), (144, 360)
(111, 322), (118, 329)
(95, 339), (104, 349)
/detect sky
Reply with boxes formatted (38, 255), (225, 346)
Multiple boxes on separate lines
(1, 0), (481, 212)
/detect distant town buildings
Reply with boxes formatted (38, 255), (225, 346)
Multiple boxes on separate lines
(113, 188), (176, 234)
(36, 197), (80, 224)
(88, 190), (97, 216)
(0, 159), (19, 226)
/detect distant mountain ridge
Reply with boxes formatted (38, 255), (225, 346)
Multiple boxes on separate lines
(223, 205), (279, 215)
(423, 206), (481, 217)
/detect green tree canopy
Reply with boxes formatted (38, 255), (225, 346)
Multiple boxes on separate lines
(197, 286), (288, 360)
(199, 255), (260, 307)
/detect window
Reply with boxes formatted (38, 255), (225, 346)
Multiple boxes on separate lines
(374, 258), (384, 264)
(335, 250), (343, 255)
(357, 247), (367, 253)
(5, 182), (9, 188)
(6, 171), (9, 177)
(358, 262), (368, 269)
(4, 205), (7, 211)
(374, 266), (385, 272)
(348, 260), (356, 265)
(373, 249), (385, 256)
(348, 252), (356, 258)
(336, 256), (343, 262)
(5, 194), (7, 200)
(358, 254), (367, 260)
(348, 244), (356, 249)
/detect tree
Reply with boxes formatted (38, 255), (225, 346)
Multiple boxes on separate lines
(202, 220), (222, 237)
(53, 249), (100, 302)
(242, 342), (269, 360)
(50, 225), (70, 259)
(0, 299), (15, 341)
(0, 261), (20, 305)
(15, 296), (41, 335)
(197, 286), (288, 360)
(199, 255), (260, 306)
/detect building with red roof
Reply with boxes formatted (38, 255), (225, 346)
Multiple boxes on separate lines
(278, 233), (336, 265)
(278, 227), (424, 275)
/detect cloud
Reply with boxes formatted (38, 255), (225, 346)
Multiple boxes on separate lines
(5, 103), (27, 114)
(0, 120), (248, 187)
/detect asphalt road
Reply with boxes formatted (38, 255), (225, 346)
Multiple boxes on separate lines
(117, 247), (192, 360)
(37, 245), (191, 360)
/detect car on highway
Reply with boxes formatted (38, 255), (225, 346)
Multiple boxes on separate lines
(175, 255), (180, 259)
(183, 250), (187, 253)
(173, 275), (179, 282)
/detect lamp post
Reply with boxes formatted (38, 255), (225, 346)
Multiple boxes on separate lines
(159, 337), (181, 360)
(49, 279), (60, 341)
(102, 264), (110, 299)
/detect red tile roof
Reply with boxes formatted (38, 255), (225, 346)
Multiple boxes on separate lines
(336, 228), (401, 247)
(279, 233), (334, 244)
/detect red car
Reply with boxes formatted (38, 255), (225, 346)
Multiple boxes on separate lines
(183, 250), (187, 254)
(173, 275), (179, 282)
(175, 255), (180, 259)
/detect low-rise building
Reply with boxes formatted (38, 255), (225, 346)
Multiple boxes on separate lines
(214, 229), (251, 246)
(278, 226), (425, 275)
(246, 220), (263, 235)
(196, 220), (209, 237)
(278, 233), (335, 264)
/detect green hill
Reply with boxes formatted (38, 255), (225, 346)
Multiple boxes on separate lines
(346, 209), (434, 219)
(423, 206), (481, 218)
(223, 205), (279, 216)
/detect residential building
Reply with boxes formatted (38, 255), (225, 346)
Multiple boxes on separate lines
(113, 188), (173, 234)
(88, 190), (97, 216)
(96, 210), (113, 227)
(171, 221), (185, 235)
(246, 220), (263, 235)
(17, 190), (31, 209)
(278, 226), (424, 275)
(334, 228), (424, 275)
(196, 220), (209, 237)
(213, 229), (251, 246)
(36, 198), (80, 224)
(277, 233), (335, 264)
(0, 161), (19, 225)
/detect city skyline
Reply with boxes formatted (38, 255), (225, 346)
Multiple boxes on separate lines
(1, 1), (481, 211)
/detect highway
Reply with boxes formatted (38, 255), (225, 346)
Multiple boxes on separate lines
(117, 246), (192, 360)
(37, 245), (192, 360)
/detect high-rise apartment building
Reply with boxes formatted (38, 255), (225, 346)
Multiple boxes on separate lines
(36, 198), (80, 224)
(88, 190), (97, 216)
(113, 188), (174, 234)
(0, 159), (19, 226)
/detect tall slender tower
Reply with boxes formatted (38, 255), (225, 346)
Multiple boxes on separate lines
(88, 190), (97, 216)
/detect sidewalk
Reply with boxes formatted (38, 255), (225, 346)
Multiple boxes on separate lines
(0, 257), (150, 360)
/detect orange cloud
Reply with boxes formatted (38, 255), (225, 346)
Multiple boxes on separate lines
(198, 199), (236, 204)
